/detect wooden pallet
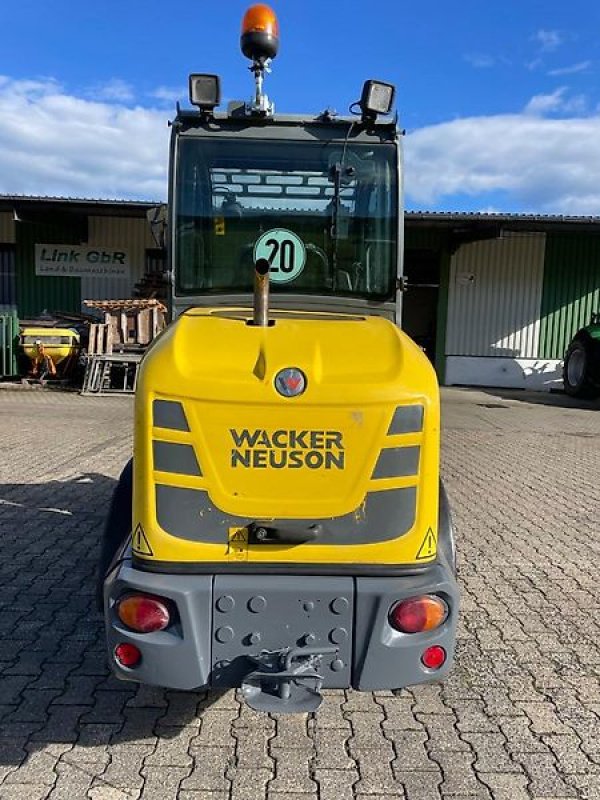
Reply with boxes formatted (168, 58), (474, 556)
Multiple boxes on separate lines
(88, 323), (113, 355)
(83, 300), (166, 350)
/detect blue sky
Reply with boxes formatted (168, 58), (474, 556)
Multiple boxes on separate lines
(2, 1), (600, 213)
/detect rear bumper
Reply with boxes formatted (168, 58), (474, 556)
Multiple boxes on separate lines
(104, 550), (459, 692)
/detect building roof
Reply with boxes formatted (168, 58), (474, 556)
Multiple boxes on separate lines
(406, 210), (600, 233)
(407, 210), (600, 223)
(3, 194), (600, 231)
(0, 194), (159, 219)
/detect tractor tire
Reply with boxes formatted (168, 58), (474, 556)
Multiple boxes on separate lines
(563, 337), (600, 399)
(438, 480), (457, 576)
(96, 459), (133, 611)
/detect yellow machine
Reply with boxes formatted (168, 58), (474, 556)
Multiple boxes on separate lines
(20, 327), (80, 374)
(136, 309), (440, 568)
(101, 5), (458, 713)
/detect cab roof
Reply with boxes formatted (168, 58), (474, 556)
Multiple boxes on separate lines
(173, 108), (399, 145)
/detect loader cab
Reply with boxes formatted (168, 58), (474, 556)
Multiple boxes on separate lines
(168, 113), (402, 322)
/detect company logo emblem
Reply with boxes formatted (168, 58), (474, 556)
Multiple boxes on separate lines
(230, 428), (345, 470)
(274, 368), (306, 398)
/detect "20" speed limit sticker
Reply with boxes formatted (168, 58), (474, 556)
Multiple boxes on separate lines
(253, 228), (306, 284)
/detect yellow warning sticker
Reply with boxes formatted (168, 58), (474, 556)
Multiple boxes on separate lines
(227, 526), (248, 561)
(214, 216), (225, 236)
(132, 523), (153, 556)
(416, 527), (437, 560)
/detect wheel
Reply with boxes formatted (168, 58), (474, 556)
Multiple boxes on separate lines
(96, 459), (133, 610)
(438, 480), (457, 576)
(563, 337), (600, 399)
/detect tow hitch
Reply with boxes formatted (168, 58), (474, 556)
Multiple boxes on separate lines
(241, 646), (338, 713)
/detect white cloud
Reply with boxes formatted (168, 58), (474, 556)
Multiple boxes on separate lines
(0, 77), (168, 200)
(464, 53), (495, 69)
(548, 60), (591, 76)
(2, 76), (600, 216)
(533, 29), (563, 52)
(93, 79), (136, 103)
(405, 103), (600, 214)
(524, 87), (567, 115)
(524, 88), (587, 116)
(560, 94), (587, 115)
(151, 86), (186, 104)
(526, 58), (543, 71)
(475, 206), (505, 214)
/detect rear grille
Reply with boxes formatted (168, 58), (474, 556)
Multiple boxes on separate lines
(387, 404), (424, 434)
(153, 399), (190, 431)
(372, 445), (420, 479)
(152, 441), (202, 476)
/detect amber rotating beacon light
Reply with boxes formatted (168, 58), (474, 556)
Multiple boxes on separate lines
(240, 4), (279, 115)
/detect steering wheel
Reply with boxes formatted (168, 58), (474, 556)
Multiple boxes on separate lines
(304, 243), (331, 286)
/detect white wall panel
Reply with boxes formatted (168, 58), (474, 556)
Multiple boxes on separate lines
(446, 232), (546, 358)
(445, 356), (563, 391)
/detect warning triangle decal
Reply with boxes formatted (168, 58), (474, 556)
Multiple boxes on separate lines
(230, 529), (248, 543)
(416, 527), (437, 560)
(132, 523), (153, 556)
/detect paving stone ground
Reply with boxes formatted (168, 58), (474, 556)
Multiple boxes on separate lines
(0, 385), (599, 800)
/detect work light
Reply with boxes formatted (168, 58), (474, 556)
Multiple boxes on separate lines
(189, 74), (221, 111)
(360, 79), (396, 120)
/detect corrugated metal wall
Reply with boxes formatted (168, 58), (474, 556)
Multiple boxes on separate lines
(0, 312), (19, 377)
(0, 212), (16, 244)
(0, 246), (16, 310)
(14, 213), (155, 317)
(81, 216), (155, 301)
(445, 232), (546, 358)
(15, 217), (84, 318)
(539, 233), (600, 359)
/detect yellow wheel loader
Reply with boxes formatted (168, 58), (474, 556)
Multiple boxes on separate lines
(100, 4), (459, 713)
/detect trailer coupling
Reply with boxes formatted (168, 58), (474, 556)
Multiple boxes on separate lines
(241, 645), (338, 713)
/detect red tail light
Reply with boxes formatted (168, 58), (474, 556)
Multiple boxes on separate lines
(389, 595), (448, 634)
(421, 645), (446, 670)
(116, 594), (170, 633)
(114, 642), (142, 668)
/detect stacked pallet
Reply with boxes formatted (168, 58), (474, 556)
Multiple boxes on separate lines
(84, 299), (167, 351)
(81, 299), (167, 395)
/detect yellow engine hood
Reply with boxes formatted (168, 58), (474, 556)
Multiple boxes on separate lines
(133, 308), (440, 568)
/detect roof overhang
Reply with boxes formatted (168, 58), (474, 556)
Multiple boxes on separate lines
(0, 195), (160, 219)
(406, 210), (600, 235)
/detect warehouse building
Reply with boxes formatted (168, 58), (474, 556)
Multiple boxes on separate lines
(1, 195), (599, 391)
(405, 213), (600, 391)
(0, 195), (162, 319)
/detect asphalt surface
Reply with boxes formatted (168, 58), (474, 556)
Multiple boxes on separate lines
(0, 386), (599, 799)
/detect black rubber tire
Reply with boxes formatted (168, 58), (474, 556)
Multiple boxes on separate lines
(96, 459), (133, 611)
(563, 337), (600, 399)
(438, 480), (457, 576)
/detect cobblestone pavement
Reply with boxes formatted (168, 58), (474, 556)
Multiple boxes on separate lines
(0, 386), (599, 800)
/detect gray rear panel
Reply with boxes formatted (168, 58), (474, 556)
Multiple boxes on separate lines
(211, 575), (353, 689)
(105, 555), (458, 696)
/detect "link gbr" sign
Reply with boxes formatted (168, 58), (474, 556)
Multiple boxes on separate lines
(35, 244), (130, 277)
